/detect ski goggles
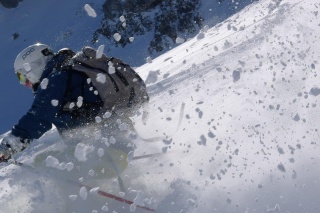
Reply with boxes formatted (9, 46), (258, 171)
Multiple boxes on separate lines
(16, 72), (32, 88)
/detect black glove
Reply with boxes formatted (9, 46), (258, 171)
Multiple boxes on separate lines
(0, 133), (30, 162)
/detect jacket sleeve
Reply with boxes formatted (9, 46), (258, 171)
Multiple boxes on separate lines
(11, 71), (68, 140)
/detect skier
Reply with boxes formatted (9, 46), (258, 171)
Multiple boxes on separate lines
(0, 43), (148, 163)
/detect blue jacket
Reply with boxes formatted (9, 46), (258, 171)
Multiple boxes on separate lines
(11, 53), (103, 140)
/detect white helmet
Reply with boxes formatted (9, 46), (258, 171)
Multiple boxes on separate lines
(14, 43), (54, 88)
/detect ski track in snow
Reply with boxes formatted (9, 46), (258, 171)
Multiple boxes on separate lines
(1, 0), (320, 212)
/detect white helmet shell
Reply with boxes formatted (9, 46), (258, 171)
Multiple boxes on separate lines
(14, 43), (54, 84)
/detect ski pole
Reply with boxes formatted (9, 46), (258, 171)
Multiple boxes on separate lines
(77, 181), (156, 212)
(132, 150), (175, 161)
(10, 160), (156, 212)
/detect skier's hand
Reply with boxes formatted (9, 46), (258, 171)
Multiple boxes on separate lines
(0, 142), (12, 162)
(0, 133), (28, 163)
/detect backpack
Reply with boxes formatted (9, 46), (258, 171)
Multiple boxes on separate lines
(69, 46), (149, 116)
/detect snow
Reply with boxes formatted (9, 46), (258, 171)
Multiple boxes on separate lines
(76, 96), (83, 108)
(96, 73), (107, 83)
(45, 155), (59, 168)
(51, 99), (59, 106)
(89, 187), (100, 195)
(119, 15), (126, 23)
(79, 186), (88, 200)
(103, 111), (112, 119)
(113, 33), (122, 42)
(66, 162), (74, 171)
(97, 148), (104, 157)
(22, 63), (31, 72)
(40, 78), (49, 89)
(146, 57), (153, 63)
(96, 45), (105, 59)
(95, 116), (102, 123)
(69, 194), (78, 201)
(74, 143), (94, 162)
(175, 37), (185, 44)
(0, 0), (320, 212)
(84, 4), (97, 18)
(129, 37), (135, 42)
(108, 66), (116, 75)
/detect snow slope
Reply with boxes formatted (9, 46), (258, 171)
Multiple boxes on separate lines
(1, 0), (320, 212)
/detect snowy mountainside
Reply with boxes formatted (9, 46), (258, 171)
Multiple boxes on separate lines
(1, 0), (320, 212)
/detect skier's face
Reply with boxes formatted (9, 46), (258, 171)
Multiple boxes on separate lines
(16, 72), (33, 89)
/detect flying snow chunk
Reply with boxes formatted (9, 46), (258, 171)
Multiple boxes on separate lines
(202, 25), (209, 33)
(108, 66), (115, 75)
(88, 169), (95, 176)
(102, 137), (110, 147)
(40, 78), (49, 89)
(102, 205), (108, 211)
(119, 123), (128, 131)
(89, 187), (100, 195)
(96, 73), (106, 83)
(77, 96), (83, 108)
(130, 204), (137, 212)
(74, 143), (94, 162)
(127, 151), (134, 162)
(79, 186), (88, 200)
(310, 87), (320, 96)
(58, 162), (66, 170)
(98, 148), (104, 157)
(197, 32), (205, 40)
(176, 37), (185, 44)
(119, 15), (126, 22)
(23, 63), (31, 71)
(293, 114), (300, 122)
(129, 37), (135, 42)
(69, 102), (75, 109)
(96, 45), (105, 59)
(196, 26), (208, 40)
(233, 70), (241, 82)
(109, 136), (116, 144)
(66, 162), (74, 171)
(45, 156), (59, 168)
(84, 4), (97, 18)
(95, 116), (102, 123)
(103, 111), (112, 119)
(113, 33), (121, 42)
(51, 99), (59, 107)
(133, 190), (145, 206)
(145, 70), (160, 84)
(277, 163), (286, 172)
(69, 195), (77, 201)
(146, 56), (153, 63)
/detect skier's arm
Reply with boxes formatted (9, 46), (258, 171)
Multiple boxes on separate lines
(11, 71), (68, 140)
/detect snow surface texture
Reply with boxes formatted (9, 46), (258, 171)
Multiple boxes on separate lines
(1, 0), (320, 212)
